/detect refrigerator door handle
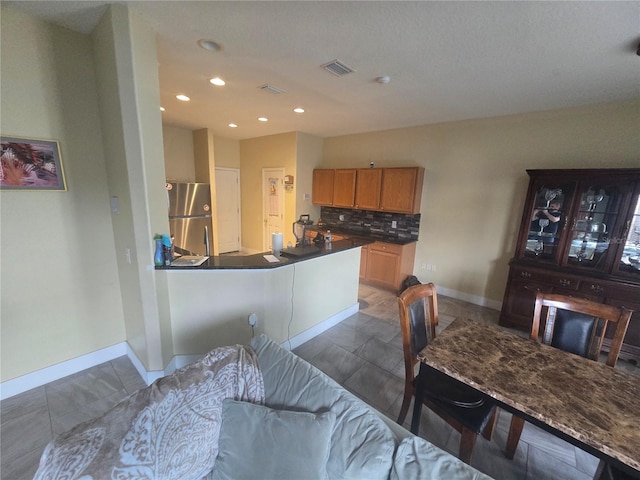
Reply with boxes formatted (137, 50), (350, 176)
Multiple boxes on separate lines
(204, 225), (210, 256)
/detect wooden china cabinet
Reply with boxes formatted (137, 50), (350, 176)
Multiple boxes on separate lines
(500, 168), (640, 363)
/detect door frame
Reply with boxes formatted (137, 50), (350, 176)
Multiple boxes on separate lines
(215, 167), (241, 254)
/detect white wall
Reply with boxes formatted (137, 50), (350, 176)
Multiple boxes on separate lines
(0, 7), (126, 381)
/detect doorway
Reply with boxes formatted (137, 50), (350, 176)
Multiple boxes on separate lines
(262, 168), (285, 251)
(215, 167), (241, 253)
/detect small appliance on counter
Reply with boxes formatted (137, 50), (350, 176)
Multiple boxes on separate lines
(292, 214), (314, 246)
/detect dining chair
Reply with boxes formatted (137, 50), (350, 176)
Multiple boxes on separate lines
(397, 283), (498, 464)
(504, 292), (633, 460)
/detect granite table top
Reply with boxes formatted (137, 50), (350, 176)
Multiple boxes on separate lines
(418, 318), (640, 473)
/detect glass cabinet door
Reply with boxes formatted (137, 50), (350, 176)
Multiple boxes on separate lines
(566, 183), (629, 270)
(614, 191), (640, 279)
(523, 183), (571, 261)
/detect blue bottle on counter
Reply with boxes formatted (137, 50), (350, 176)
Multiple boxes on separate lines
(154, 237), (164, 266)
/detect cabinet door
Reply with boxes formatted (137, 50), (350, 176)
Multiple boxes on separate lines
(312, 169), (334, 205)
(367, 247), (400, 289)
(379, 168), (424, 214)
(500, 276), (553, 330)
(355, 169), (382, 210)
(565, 179), (636, 272)
(332, 169), (356, 207)
(611, 185), (640, 281)
(519, 177), (576, 264)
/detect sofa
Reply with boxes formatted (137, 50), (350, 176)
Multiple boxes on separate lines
(34, 334), (492, 480)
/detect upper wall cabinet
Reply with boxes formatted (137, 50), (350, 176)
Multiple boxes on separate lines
(314, 167), (424, 214)
(333, 169), (357, 207)
(379, 167), (424, 214)
(312, 169), (335, 206)
(355, 168), (383, 210)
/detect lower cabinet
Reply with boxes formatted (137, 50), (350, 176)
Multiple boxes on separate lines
(500, 264), (640, 363)
(360, 241), (417, 291)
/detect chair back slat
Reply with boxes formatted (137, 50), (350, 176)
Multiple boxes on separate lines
(398, 284), (438, 378)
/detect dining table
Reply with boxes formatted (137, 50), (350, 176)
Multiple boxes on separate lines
(418, 317), (640, 479)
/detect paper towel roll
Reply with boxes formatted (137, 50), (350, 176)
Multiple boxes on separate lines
(272, 232), (283, 253)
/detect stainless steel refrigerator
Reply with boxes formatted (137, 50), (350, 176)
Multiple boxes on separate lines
(166, 181), (213, 256)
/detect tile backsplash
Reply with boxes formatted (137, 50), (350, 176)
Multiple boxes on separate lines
(319, 207), (420, 241)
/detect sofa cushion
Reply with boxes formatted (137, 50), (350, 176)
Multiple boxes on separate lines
(34, 345), (264, 480)
(250, 334), (396, 480)
(211, 399), (335, 480)
(391, 436), (493, 480)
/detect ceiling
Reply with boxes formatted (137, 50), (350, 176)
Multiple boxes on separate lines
(6, 1), (640, 140)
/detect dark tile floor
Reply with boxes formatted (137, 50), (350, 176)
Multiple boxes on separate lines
(2, 284), (638, 479)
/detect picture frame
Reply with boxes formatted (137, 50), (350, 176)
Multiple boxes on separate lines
(0, 135), (67, 191)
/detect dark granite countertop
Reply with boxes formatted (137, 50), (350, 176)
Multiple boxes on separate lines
(156, 237), (373, 270)
(307, 226), (417, 246)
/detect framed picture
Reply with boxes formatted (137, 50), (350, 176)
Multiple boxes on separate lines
(0, 135), (67, 191)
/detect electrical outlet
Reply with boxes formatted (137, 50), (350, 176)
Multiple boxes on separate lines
(124, 248), (131, 264)
(421, 263), (427, 270)
(248, 313), (258, 327)
(391, 220), (397, 229)
(432, 265), (437, 272)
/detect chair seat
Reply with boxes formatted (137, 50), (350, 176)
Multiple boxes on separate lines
(415, 365), (496, 433)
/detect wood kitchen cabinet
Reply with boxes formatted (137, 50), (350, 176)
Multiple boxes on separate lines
(379, 167), (424, 214)
(355, 169), (383, 210)
(332, 169), (357, 207)
(360, 241), (417, 291)
(500, 168), (640, 363)
(312, 169), (334, 205)
(314, 167), (424, 214)
(312, 169), (356, 207)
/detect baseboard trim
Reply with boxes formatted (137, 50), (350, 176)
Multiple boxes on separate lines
(1, 305), (360, 400)
(435, 285), (502, 311)
(0, 342), (128, 401)
(280, 302), (360, 351)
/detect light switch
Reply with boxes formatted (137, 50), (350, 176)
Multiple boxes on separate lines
(111, 196), (119, 214)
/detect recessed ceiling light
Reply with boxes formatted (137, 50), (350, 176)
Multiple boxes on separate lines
(198, 39), (222, 52)
(160, 106), (166, 112)
(176, 94), (190, 102)
(210, 77), (226, 86)
(293, 107), (305, 113)
(258, 117), (268, 122)
(228, 123), (238, 128)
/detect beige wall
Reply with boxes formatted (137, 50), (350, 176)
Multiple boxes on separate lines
(214, 136), (241, 169)
(295, 133), (323, 223)
(0, 7), (126, 381)
(323, 100), (640, 305)
(163, 125), (195, 182)
(93, 5), (173, 371)
(240, 132), (298, 250)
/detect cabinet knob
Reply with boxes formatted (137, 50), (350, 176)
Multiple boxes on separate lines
(520, 271), (532, 279)
(590, 284), (604, 293)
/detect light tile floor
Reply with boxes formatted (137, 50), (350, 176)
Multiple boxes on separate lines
(2, 284), (638, 479)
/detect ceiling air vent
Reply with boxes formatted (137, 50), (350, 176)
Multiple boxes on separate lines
(258, 84), (286, 94)
(322, 59), (355, 77)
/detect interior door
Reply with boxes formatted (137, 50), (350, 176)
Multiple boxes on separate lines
(263, 168), (285, 251)
(215, 167), (241, 253)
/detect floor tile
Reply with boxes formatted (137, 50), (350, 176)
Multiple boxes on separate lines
(50, 388), (130, 435)
(527, 443), (593, 480)
(0, 403), (52, 466)
(353, 336), (403, 374)
(1, 386), (47, 425)
(304, 342), (368, 384)
(343, 361), (405, 412)
(111, 356), (147, 394)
